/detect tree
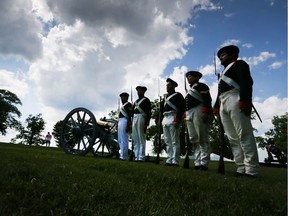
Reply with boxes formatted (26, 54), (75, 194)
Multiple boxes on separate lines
(258, 113), (287, 154)
(52, 120), (63, 147)
(0, 89), (22, 135)
(146, 99), (167, 155)
(12, 114), (46, 146)
(209, 119), (234, 160)
(108, 110), (118, 120)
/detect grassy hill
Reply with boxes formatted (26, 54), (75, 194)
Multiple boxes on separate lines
(0, 143), (286, 216)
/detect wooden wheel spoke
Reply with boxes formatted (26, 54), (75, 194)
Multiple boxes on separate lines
(80, 137), (89, 150)
(60, 107), (97, 156)
(60, 107), (118, 157)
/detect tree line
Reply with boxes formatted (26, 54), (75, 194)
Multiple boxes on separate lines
(1, 89), (287, 157)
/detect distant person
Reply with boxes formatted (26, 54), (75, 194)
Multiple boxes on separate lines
(118, 92), (133, 160)
(213, 45), (259, 177)
(159, 78), (185, 166)
(45, 132), (52, 147)
(185, 71), (212, 170)
(132, 86), (151, 162)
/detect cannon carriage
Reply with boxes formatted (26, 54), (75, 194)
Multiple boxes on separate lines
(264, 139), (287, 165)
(60, 107), (119, 158)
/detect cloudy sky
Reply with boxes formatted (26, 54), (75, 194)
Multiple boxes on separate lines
(0, 0), (287, 160)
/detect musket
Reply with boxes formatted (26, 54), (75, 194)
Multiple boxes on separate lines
(115, 98), (120, 159)
(129, 86), (134, 161)
(214, 52), (225, 174)
(183, 73), (190, 169)
(155, 78), (161, 164)
(252, 104), (262, 123)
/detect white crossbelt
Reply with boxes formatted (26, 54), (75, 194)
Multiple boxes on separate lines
(120, 102), (129, 118)
(164, 92), (178, 112)
(219, 61), (240, 89)
(163, 110), (176, 116)
(187, 88), (204, 102)
(221, 75), (240, 90)
(134, 97), (147, 116)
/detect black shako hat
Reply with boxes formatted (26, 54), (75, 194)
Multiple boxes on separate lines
(217, 45), (239, 58)
(186, 71), (202, 79)
(119, 92), (129, 97)
(136, 86), (147, 92)
(166, 78), (178, 87)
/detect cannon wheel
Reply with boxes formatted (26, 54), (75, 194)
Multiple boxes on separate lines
(91, 118), (119, 158)
(60, 107), (97, 156)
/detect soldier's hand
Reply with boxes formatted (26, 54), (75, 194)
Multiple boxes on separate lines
(202, 113), (209, 123)
(126, 121), (132, 133)
(239, 100), (252, 117)
(173, 117), (181, 128)
(213, 107), (220, 114)
(241, 107), (252, 117)
(174, 122), (180, 128)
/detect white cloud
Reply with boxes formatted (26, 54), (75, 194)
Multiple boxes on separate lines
(269, 0), (275, 7)
(27, 1), (211, 115)
(220, 39), (241, 48)
(31, 0), (54, 23)
(224, 13), (236, 18)
(0, 0), (42, 61)
(0, 69), (29, 97)
(242, 43), (253, 49)
(268, 61), (284, 70)
(252, 96), (288, 136)
(10, 0), (220, 131)
(198, 64), (215, 76)
(243, 51), (276, 66)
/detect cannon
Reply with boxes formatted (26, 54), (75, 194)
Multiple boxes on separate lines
(60, 107), (119, 158)
(264, 139), (287, 165)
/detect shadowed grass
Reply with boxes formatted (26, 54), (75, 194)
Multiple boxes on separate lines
(0, 143), (286, 216)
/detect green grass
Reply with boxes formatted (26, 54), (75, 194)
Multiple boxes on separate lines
(0, 143), (286, 216)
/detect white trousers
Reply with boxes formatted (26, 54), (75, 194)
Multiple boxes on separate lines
(186, 105), (210, 167)
(118, 117), (128, 160)
(162, 113), (180, 165)
(219, 89), (259, 175)
(132, 114), (146, 161)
